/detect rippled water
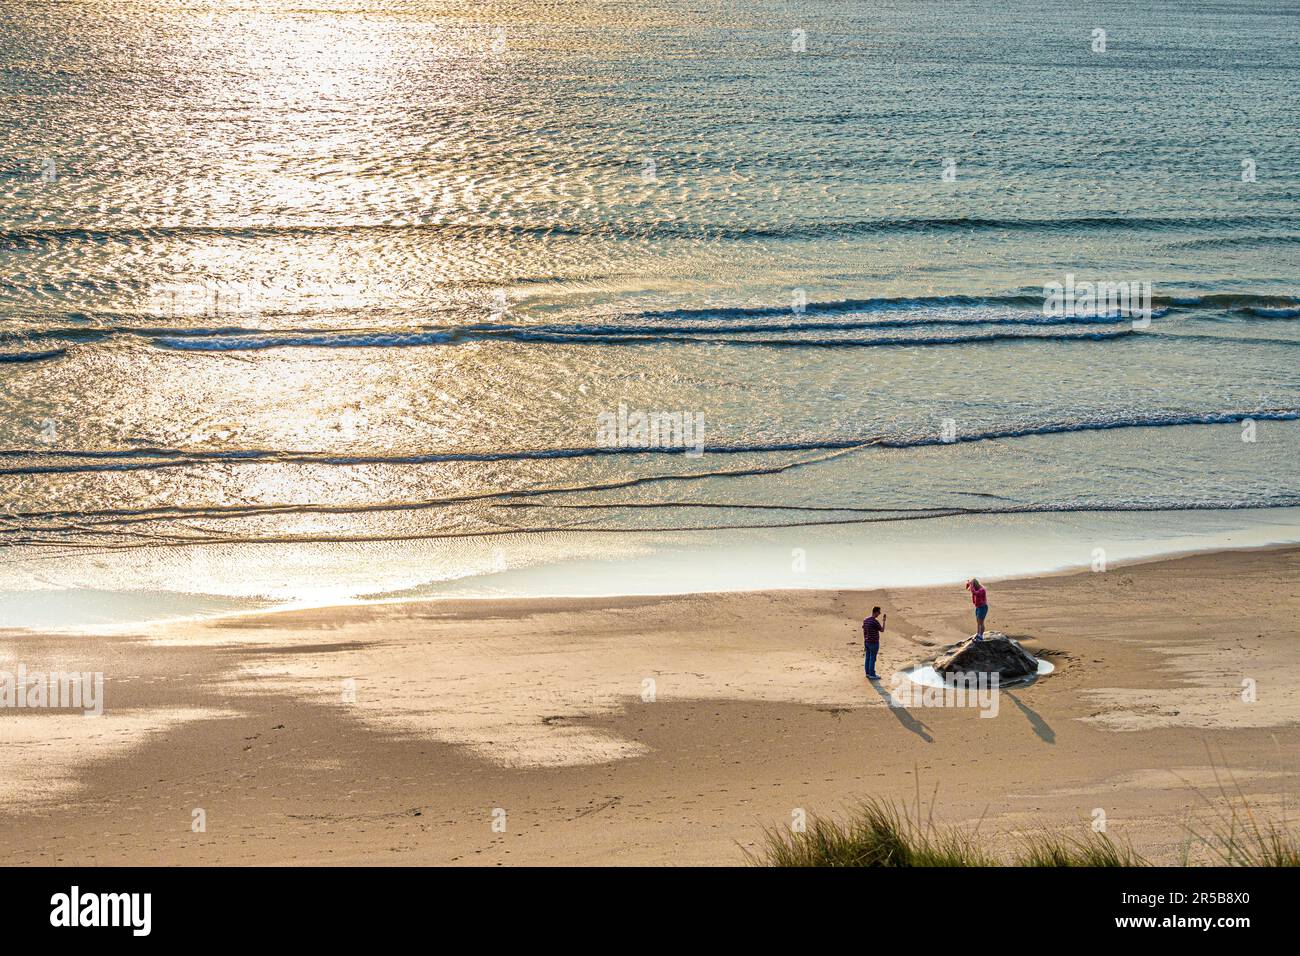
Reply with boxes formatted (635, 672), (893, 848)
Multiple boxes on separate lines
(1, 1), (1298, 623)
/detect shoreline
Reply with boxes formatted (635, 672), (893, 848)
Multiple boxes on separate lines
(6, 506), (1300, 633)
(123, 536), (1300, 632)
(1, 544), (1297, 865)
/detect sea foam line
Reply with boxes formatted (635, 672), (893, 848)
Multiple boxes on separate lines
(1, 408), (1295, 476)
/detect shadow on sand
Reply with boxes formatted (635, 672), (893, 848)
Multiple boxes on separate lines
(870, 678), (934, 743)
(1006, 691), (1055, 744)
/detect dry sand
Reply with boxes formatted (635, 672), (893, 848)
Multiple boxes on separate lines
(0, 546), (1296, 865)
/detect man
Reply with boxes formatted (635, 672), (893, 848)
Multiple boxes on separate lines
(862, 606), (885, 680)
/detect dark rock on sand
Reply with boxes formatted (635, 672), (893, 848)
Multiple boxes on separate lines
(933, 632), (1038, 680)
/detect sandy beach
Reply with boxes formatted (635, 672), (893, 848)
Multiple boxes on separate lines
(0, 545), (1296, 866)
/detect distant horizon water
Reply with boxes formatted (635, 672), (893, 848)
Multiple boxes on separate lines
(2, 1), (1297, 628)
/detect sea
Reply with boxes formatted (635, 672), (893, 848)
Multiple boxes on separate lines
(1, 0), (1297, 627)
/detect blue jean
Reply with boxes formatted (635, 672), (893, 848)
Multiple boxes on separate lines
(864, 643), (879, 676)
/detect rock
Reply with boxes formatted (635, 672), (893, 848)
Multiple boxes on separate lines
(933, 632), (1038, 680)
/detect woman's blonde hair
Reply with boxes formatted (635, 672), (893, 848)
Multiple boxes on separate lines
(969, 578), (981, 589)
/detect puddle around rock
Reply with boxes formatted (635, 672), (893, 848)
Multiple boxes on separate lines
(905, 658), (1055, 689)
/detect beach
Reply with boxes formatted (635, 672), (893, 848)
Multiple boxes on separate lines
(0, 544), (1295, 866)
(3, 0), (1299, 930)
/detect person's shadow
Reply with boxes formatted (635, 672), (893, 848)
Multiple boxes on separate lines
(1005, 690), (1055, 744)
(870, 677), (934, 743)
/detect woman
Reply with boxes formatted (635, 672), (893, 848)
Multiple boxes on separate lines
(965, 578), (988, 639)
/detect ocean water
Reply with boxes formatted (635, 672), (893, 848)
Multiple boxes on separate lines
(1, 0), (1298, 626)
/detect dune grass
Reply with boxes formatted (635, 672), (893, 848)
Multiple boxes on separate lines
(748, 799), (997, 867)
(1174, 752), (1300, 867)
(753, 751), (1299, 867)
(1015, 831), (1147, 867)
(1206, 820), (1300, 866)
(751, 793), (1297, 867)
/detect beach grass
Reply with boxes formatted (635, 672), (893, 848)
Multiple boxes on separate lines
(1201, 818), (1300, 866)
(751, 796), (1298, 867)
(1016, 831), (1147, 867)
(1175, 754), (1300, 867)
(747, 798), (996, 867)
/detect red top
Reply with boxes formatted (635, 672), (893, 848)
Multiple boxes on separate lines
(970, 586), (987, 607)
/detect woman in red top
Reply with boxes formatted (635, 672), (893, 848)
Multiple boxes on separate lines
(965, 578), (988, 639)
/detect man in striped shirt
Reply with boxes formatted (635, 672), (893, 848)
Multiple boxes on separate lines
(863, 606), (885, 680)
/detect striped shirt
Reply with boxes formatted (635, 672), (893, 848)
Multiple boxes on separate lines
(863, 616), (883, 645)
